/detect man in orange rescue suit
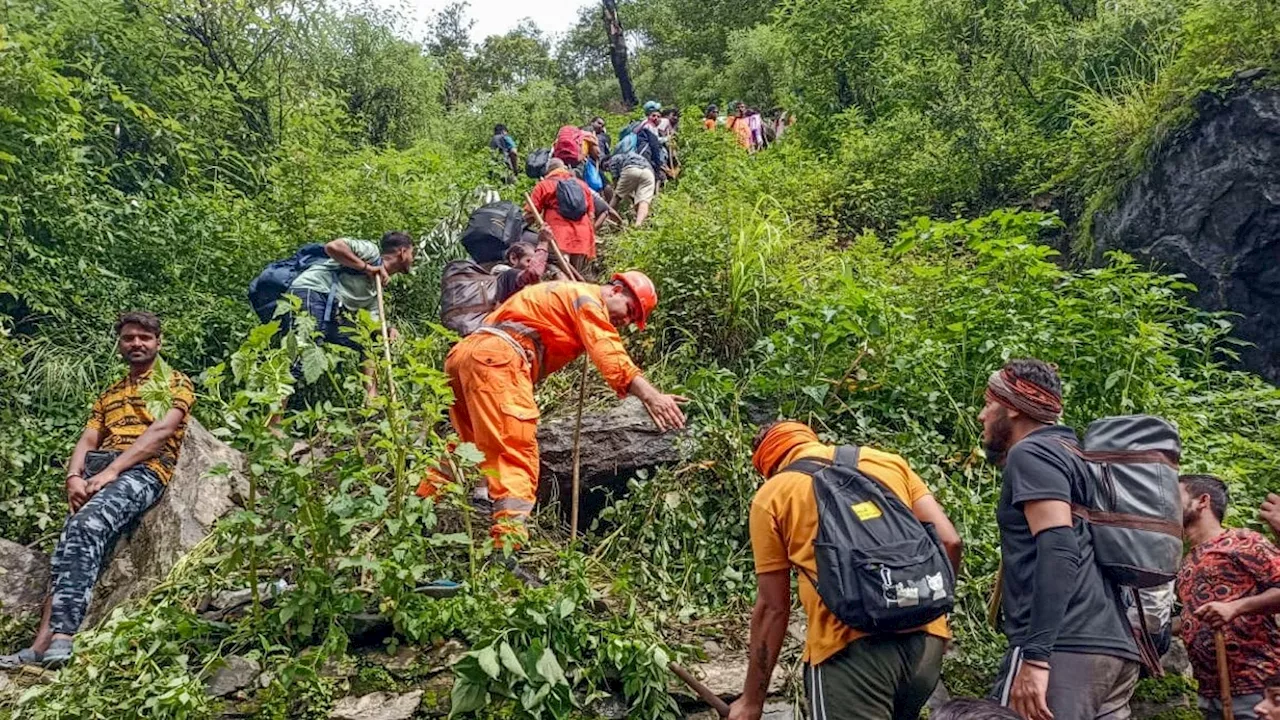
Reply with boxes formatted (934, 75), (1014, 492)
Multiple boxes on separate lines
(420, 271), (686, 551)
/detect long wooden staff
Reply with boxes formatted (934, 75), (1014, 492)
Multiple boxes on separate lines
(524, 193), (589, 542)
(374, 275), (397, 404)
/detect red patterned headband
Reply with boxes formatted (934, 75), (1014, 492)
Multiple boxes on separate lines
(985, 367), (1062, 424)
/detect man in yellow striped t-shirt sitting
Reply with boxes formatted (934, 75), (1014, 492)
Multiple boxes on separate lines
(1, 311), (194, 669)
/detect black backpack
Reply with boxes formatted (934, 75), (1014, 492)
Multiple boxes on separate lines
(783, 446), (955, 633)
(525, 148), (551, 179)
(1065, 415), (1182, 587)
(247, 243), (333, 323)
(554, 178), (589, 221)
(461, 201), (525, 263)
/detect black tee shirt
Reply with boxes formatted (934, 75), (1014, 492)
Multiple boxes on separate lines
(997, 425), (1139, 661)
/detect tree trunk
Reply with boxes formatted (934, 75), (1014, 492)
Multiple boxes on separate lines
(601, 0), (636, 109)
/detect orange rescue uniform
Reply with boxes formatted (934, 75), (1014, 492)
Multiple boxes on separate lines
(750, 423), (951, 665)
(423, 282), (642, 545)
(527, 168), (597, 259)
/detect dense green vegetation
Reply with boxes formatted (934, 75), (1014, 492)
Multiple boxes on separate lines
(2, 0), (1279, 717)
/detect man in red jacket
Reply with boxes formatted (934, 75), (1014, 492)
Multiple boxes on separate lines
(525, 158), (596, 275)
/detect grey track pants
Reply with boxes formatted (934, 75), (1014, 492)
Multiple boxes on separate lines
(49, 466), (164, 634)
(993, 648), (1141, 720)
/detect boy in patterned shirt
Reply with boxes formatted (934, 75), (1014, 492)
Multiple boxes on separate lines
(0, 311), (195, 668)
(1178, 474), (1280, 720)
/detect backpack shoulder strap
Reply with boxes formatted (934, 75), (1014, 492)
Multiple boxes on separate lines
(833, 445), (861, 468)
(777, 457), (830, 477)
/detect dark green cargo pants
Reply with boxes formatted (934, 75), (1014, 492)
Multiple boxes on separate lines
(803, 632), (946, 720)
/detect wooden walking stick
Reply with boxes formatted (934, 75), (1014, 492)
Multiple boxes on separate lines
(1216, 631), (1234, 720)
(569, 360), (588, 541)
(374, 274), (398, 405)
(524, 193), (590, 541)
(669, 662), (730, 718)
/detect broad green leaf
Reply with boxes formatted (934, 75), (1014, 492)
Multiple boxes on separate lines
(534, 648), (566, 686)
(455, 442), (485, 464)
(476, 646), (500, 679)
(449, 675), (487, 717)
(300, 345), (328, 384)
(499, 642), (528, 680)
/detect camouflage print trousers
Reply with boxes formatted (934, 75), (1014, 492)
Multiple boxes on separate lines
(49, 466), (164, 635)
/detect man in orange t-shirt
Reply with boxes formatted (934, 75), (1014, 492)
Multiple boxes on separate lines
(728, 421), (963, 720)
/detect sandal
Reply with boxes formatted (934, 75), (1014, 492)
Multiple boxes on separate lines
(0, 647), (42, 669)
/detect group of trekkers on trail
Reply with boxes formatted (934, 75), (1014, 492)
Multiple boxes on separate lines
(702, 101), (793, 152)
(490, 100), (681, 230)
(4, 113), (1279, 720)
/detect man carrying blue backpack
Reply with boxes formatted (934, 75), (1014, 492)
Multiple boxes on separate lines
(729, 421), (962, 720)
(249, 231), (414, 397)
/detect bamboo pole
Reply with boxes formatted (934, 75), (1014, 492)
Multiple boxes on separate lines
(525, 192), (591, 542)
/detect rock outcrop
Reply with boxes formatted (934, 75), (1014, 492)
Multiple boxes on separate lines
(1091, 75), (1280, 383)
(537, 396), (683, 519)
(0, 418), (247, 630)
(0, 539), (49, 617)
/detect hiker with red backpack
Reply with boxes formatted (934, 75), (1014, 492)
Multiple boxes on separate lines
(525, 158), (596, 276)
(979, 359), (1153, 720)
(729, 421), (962, 720)
(551, 124), (587, 169)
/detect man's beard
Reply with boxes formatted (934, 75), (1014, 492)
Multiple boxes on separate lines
(1182, 504), (1200, 529)
(983, 408), (1015, 466)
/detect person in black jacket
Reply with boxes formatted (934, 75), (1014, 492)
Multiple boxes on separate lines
(979, 358), (1141, 720)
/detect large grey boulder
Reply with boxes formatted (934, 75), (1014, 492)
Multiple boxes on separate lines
(0, 539), (49, 617)
(537, 396), (683, 511)
(84, 418), (247, 625)
(1092, 75), (1280, 382)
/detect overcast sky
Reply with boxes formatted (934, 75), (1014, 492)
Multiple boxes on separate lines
(371, 0), (594, 45)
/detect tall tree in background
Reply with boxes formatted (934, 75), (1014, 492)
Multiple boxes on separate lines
(426, 2), (476, 108)
(601, 0), (636, 108)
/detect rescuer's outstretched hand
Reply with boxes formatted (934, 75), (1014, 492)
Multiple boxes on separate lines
(629, 376), (689, 432)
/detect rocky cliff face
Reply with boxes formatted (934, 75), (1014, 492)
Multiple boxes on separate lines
(1092, 78), (1280, 383)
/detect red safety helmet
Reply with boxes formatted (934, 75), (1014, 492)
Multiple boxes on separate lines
(611, 270), (658, 330)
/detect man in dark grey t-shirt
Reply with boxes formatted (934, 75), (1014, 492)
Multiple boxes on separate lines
(980, 358), (1140, 720)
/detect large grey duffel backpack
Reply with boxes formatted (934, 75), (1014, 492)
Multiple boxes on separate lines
(1066, 415), (1182, 588)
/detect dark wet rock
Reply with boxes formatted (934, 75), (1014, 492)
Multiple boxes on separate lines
(1092, 77), (1280, 382)
(537, 396), (684, 521)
